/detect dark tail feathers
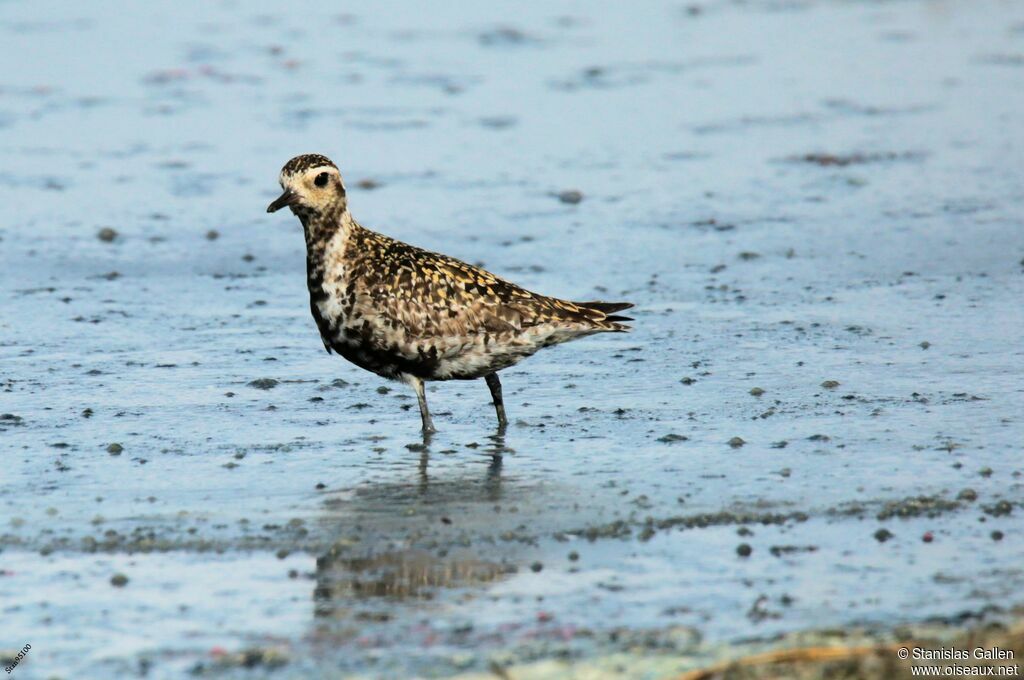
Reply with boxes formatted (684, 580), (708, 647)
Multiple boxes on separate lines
(574, 300), (635, 325)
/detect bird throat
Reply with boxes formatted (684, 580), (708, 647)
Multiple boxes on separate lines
(302, 209), (356, 298)
(302, 211), (352, 349)
(299, 204), (349, 248)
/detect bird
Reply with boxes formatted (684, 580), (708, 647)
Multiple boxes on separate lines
(266, 153), (634, 433)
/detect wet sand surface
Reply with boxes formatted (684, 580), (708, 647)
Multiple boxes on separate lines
(1, 1), (1023, 678)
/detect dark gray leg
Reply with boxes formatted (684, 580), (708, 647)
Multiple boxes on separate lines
(485, 373), (508, 428)
(404, 374), (435, 433)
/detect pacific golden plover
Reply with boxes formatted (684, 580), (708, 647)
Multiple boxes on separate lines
(267, 154), (633, 432)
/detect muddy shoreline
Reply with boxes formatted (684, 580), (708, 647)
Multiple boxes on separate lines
(2, 0), (1024, 677)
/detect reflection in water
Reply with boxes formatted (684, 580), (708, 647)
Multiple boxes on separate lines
(313, 431), (523, 622)
(487, 425), (513, 456)
(417, 429), (510, 500)
(313, 549), (509, 617)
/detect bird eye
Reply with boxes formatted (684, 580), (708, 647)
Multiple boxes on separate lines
(314, 172), (329, 188)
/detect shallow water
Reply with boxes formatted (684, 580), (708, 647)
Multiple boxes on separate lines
(2, 0), (1024, 677)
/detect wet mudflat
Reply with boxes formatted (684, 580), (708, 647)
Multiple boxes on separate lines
(1, 0), (1023, 678)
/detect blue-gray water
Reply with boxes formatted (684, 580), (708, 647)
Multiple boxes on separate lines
(1, 1), (1023, 678)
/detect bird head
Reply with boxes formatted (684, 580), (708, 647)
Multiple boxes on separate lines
(267, 154), (347, 219)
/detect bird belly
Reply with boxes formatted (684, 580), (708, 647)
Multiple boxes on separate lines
(431, 332), (546, 380)
(432, 323), (596, 379)
(434, 349), (526, 380)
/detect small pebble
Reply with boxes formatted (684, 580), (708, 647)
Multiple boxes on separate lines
(821, 380), (840, 389)
(106, 443), (123, 455)
(874, 528), (894, 543)
(556, 189), (583, 205)
(110, 573), (129, 587)
(568, 551), (579, 562)
(991, 530), (1004, 541)
(205, 229), (220, 240)
(922, 531), (934, 543)
(530, 561), (544, 573)
(658, 433), (688, 443)
(248, 378), (279, 390)
(97, 227), (118, 242)
(749, 387), (764, 397)
(728, 436), (746, 448)
(986, 500), (1013, 516)
(736, 543), (752, 557)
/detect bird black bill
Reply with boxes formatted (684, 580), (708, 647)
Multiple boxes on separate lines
(266, 189), (297, 213)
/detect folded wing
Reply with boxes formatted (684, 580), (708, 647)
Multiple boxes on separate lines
(352, 233), (632, 343)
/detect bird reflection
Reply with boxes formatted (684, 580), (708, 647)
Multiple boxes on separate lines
(313, 548), (509, 618)
(413, 426), (512, 499)
(312, 429), (522, 621)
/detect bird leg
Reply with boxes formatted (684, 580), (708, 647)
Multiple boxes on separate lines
(485, 373), (508, 429)
(404, 375), (436, 433)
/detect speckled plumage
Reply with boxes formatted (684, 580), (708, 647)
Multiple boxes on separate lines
(268, 153), (634, 432)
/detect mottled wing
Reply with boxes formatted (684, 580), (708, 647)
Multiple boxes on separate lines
(373, 248), (544, 338)
(352, 230), (627, 345)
